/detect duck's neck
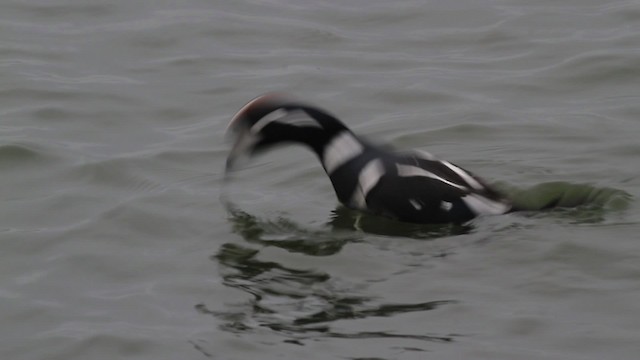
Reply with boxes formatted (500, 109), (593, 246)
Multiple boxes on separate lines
(257, 105), (372, 204)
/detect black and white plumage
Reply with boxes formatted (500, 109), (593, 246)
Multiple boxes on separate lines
(225, 94), (512, 224)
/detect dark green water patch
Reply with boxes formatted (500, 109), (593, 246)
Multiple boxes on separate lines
(502, 181), (631, 210)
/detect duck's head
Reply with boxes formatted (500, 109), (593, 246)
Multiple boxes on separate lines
(225, 93), (348, 173)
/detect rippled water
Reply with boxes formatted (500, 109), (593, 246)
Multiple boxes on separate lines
(2, 1), (640, 359)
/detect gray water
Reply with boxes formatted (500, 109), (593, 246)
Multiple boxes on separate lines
(2, 1), (640, 359)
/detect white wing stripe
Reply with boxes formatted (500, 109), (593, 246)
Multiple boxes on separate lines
(396, 164), (466, 190)
(441, 161), (484, 190)
(283, 114), (323, 129)
(323, 131), (364, 174)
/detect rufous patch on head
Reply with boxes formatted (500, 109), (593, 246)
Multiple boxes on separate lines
(226, 93), (293, 134)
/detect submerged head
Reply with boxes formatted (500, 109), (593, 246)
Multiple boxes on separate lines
(225, 93), (347, 173)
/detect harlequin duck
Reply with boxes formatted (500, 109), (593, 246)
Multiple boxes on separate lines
(225, 93), (511, 224)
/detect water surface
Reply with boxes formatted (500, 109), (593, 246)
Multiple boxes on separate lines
(1, 1), (639, 359)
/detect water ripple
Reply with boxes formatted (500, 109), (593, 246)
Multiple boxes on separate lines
(2, 0), (640, 359)
(208, 241), (456, 344)
(0, 142), (54, 168)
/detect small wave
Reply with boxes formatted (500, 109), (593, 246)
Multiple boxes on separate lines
(0, 143), (55, 169)
(70, 157), (168, 195)
(23, 72), (140, 85)
(545, 51), (640, 87)
(0, 87), (135, 104)
(8, 2), (115, 18)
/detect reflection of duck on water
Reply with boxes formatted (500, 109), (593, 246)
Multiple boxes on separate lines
(225, 94), (630, 225)
(212, 216), (456, 343)
(211, 240), (455, 343)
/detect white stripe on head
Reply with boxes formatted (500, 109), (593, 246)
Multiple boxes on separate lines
(278, 109), (323, 129)
(462, 194), (509, 215)
(251, 108), (289, 133)
(396, 164), (466, 190)
(441, 161), (484, 190)
(350, 158), (385, 209)
(323, 131), (364, 174)
(251, 109), (323, 134)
